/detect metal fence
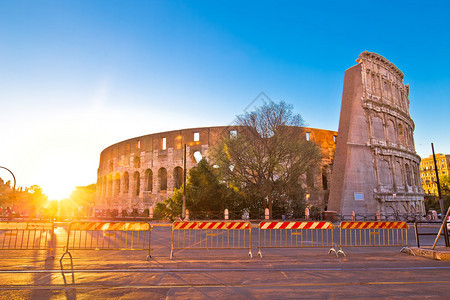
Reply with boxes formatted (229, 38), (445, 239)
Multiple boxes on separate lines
(0, 221), (55, 259)
(338, 221), (409, 256)
(257, 221), (337, 258)
(170, 221), (252, 259)
(60, 221), (152, 270)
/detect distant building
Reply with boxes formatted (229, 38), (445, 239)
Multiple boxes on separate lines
(420, 154), (450, 195)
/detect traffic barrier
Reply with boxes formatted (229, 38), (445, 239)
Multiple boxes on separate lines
(170, 221), (252, 259)
(0, 221), (55, 259)
(257, 221), (337, 258)
(60, 221), (152, 270)
(338, 221), (408, 256)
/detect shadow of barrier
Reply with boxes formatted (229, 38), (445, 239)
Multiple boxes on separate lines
(338, 221), (409, 256)
(60, 221), (152, 283)
(170, 221), (252, 259)
(0, 221), (55, 259)
(257, 221), (338, 258)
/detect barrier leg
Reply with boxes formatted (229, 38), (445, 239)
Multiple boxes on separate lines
(257, 249), (262, 258)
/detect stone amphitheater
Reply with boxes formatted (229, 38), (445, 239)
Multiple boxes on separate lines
(95, 126), (337, 213)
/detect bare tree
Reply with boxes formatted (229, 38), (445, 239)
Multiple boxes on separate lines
(212, 101), (321, 218)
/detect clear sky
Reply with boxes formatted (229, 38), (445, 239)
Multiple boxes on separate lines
(0, 1), (449, 199)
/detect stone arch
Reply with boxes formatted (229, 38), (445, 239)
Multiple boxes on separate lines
(378, 159), (392, 186)
(398, 123), (405, 145)
(322, 166), (328, 190)
(173, 167), (183, 190)
(123, 172), (129, 194)
(114, 173), (120, 195)
(144, 169), (153, 192)
(159, 168), (167, 191)
(193, 151), (202, 163)
(386, 119), (396, 143)
(394, 161), (403, 188)
(371, 115), (384, 140)
(405, 163), (412, 186)
(133, 156), (140, 169)
(133, 171), (140, 196)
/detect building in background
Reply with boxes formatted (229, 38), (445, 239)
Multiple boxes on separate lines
(420, 154), (450, 195)
(328, 51), (425, 216)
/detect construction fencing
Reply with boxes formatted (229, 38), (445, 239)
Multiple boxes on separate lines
(338, 221), (409, 255)
(0, 221), (55, 259)
(60, 221), (152, 270)
(170, 221), (252, 259)
(257, 221), (337, 257)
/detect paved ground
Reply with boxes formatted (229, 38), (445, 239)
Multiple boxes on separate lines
(0, 224), (449, 299)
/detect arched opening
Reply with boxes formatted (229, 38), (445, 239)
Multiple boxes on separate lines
(387, 120), (396, 143)
(193, 151), (202, 163)
(174, 167), (183, 190)
(114, 173), (120, 195)
(398, 123), (405, 144)
(123, 172), (129, 194)
(159, 168), (167, 191)
(145, 169), (153, 192)
(371, 115), (384, 140)
(378, 159), (392, 186)
(405, 163), (412, 186)
(133, 171), (140, 196)
(322, 167), (328, 190)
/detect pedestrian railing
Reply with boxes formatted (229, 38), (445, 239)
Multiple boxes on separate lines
(338, 221), (408, 256)
(414, 221), (450, 248)
(60, 221), (152, 270)
(170, 221), (252, 259)
(0, 221), (55, 259)
(257, 221), (338, 258)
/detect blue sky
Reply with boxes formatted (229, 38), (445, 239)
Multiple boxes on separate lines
(0, 1), (449, 198)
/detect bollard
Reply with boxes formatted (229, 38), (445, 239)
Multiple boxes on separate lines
(351, 211), (355, 221)
(149, 207), (153, 219)
(265, 208), (270, 220)
(376, 211), (380, 221)
(185, 209), (189, 221)
(305, 207), (310, 220)
(224, 208), (229, 220)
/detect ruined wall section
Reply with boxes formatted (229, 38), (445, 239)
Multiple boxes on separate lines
(328, 51), (424, 215)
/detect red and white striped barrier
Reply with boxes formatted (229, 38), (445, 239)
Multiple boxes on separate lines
(173, 221), (250, 230)
(70, 222), (150, 231)
(260, 221), (333, 230)
(340, 221), (407, 230)
(257, 221), (337, 258)
(338, 221), (409, 256)
(170, 221), (252, 259)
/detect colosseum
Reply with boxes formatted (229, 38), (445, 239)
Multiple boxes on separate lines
(95, 126), (337, 214)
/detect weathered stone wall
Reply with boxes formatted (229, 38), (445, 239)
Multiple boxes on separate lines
(96, 126), (337, 213)
(328, 51), (424, 215)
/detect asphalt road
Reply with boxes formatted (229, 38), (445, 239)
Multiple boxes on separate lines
(0, 224), (449, 299)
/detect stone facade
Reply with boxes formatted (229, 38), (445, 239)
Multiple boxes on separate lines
(95, 126), (337, 213)
(328, 51), (425, 215)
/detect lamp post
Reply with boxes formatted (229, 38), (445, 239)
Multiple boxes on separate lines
(0, 166), (16, 193)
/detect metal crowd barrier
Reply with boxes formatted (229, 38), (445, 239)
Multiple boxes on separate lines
(0, 221), (55, 259)
(170, 221), (252, 259)
(60, 221), (152, 270)
(338, 221), (408, 256)
(257, 221), (337, 258)
(414, 221), (450, 248)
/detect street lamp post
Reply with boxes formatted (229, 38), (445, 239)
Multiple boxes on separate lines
(0, 166), (16, 193)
